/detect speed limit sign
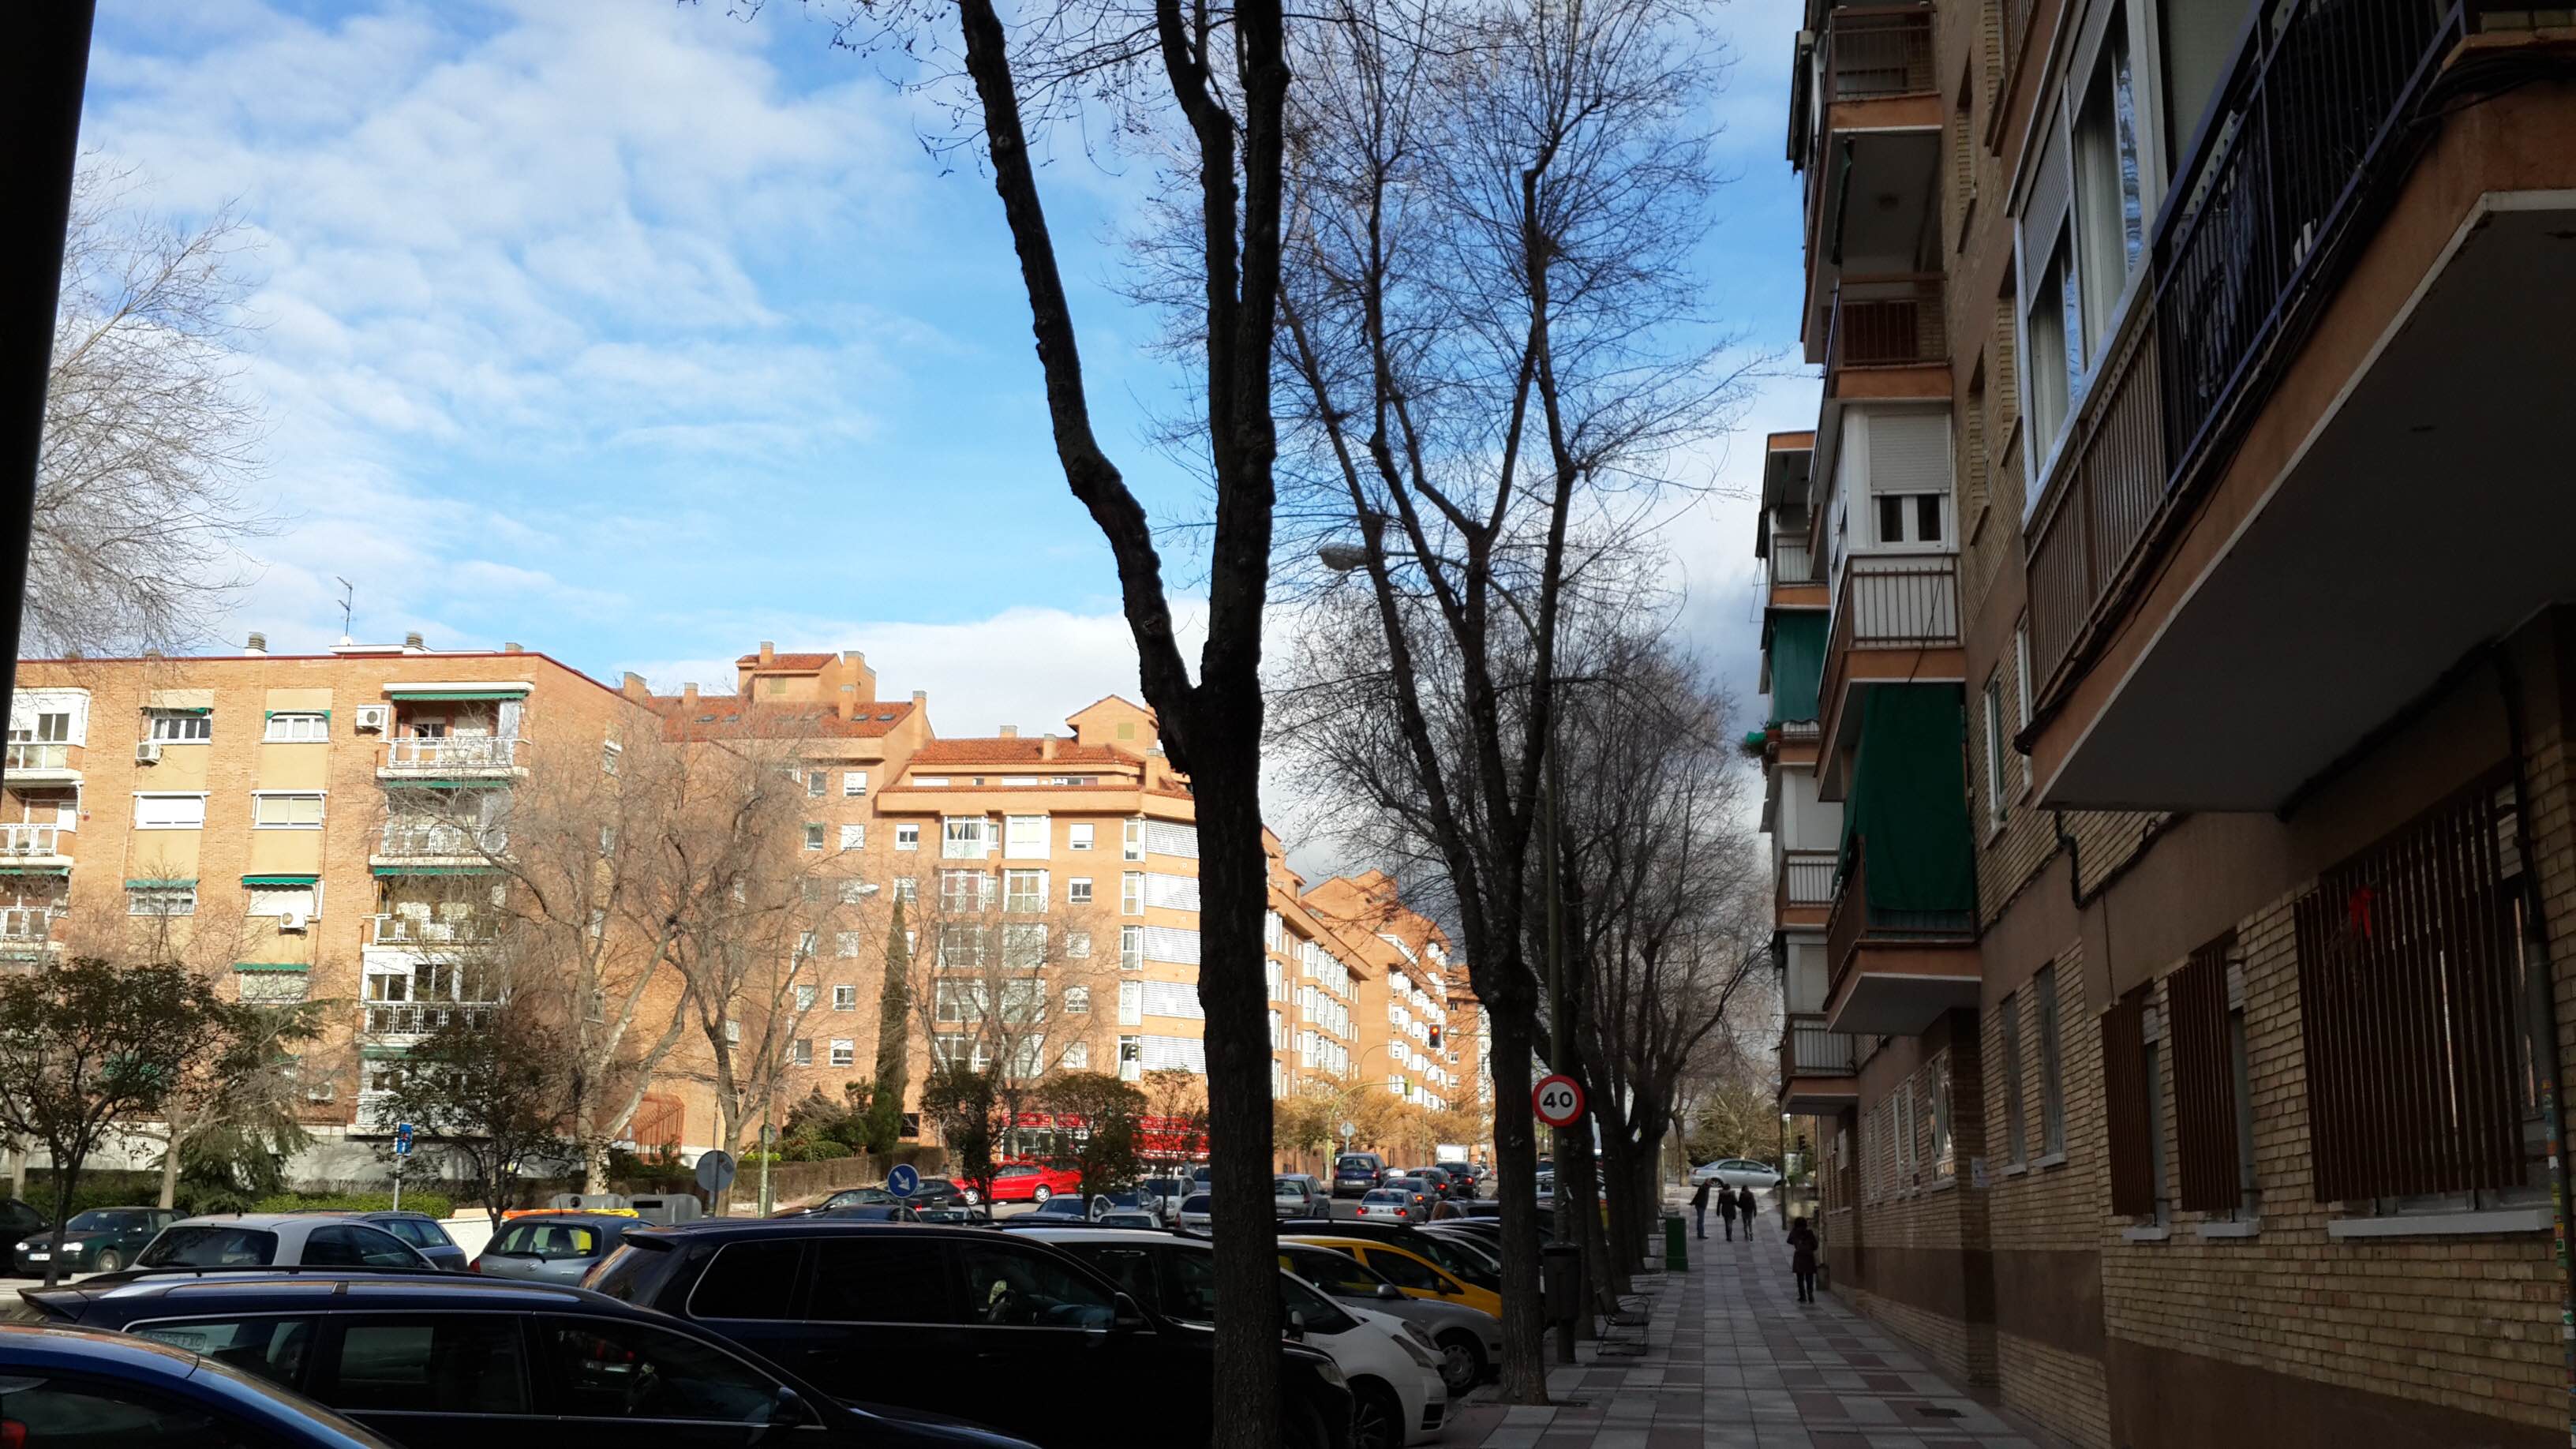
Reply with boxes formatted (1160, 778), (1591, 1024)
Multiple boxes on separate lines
(1533, 1073), (1585, 1128)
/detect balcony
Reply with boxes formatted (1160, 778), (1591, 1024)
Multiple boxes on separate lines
(1816, 555), (1963, 792)
(3, 742), (77, 783)
(1823, 838), (1977, 1035)
(1779, 1013), (1861, 1114)
(1769, 532), (1823, 605)
(368, 913), (502, 947)
(1823, 275), (1948, 391)
(0, 825), (69, 867)
(1792, 7), (1939, 353)
(1777, 848), (1837, 928)
(374, 821), (506, 863)
(378, 736), (523, 778)
(362, 1001), (495, 1040)
(2017, 3), (2576, 811)
(0, 908), (62, 960)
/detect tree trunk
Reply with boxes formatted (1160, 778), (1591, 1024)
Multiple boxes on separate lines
(158, 1130), (180, 1211)
(1486, 995), (1551, 1402)
(1563, 1115), (1614, 1320)
(1196, 758), (1282, 1449)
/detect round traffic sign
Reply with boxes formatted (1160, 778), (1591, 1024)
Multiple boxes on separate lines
(694, 1149), (737, 1193)
(1533, 1074), (1585, 1129)
(886, 1163), (922, 1198)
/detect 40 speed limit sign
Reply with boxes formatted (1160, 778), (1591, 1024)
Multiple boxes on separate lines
(1533, 1073), (1586, 1128)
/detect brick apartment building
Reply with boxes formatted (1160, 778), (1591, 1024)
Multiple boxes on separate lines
(1758, 3), (2576, 1447)
(6, 635), (1475, 1172)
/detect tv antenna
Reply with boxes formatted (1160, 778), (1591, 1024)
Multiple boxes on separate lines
(333, 578), (355, 644)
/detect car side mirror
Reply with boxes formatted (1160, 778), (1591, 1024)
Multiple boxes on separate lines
(1375, 1282), (1404, 1301)
(767, 1386), (816, 1428)
(1112, 1292), (1152, 1332)
(1286, 1308), (1306, 1342)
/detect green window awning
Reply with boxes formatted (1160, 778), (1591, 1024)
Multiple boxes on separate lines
(371, 865), (498, 878)
(264, 710), (331, 719)
(380, 778), (496, 791)
(386, 689), (527, 702)
(0, 864), (70, 876)
(359, 1046), (411, 1061)
(242, 873), (318, 886)
(233, 961), (309, 974)
(1765, 612), (1828, 725)
(1838, 683), (1975, 919)
(125, 877), (198, 889)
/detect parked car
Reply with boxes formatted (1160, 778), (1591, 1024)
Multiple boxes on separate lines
(1176, 1193), (1214, 1232)
(1274, 1174), (1324, 1219)
(1279, 1219), (1503, 1294)
(1378, 1178), (1439, 1219)
(341, 1210), (465, 1271)
(1286, 1234), (1502, 1321)
(1354, 1189), (1425, 1225)
(1022, 1193), (1095, 1223)
(0, 1195), (48, 1246)
(1691, 1158), (1783, 1190)
(13, 1271), (1040, 1447)
(983, 1159), (1084, 1205)
(0, 1321), (402, 1449)
(1398, 1168), (1458, 1200)
(1136, 1177), (1189, 1215)
(1332, 1153), (1387, 1199)
(129, 1215), (430, 1275)
(1089, 1189), (1166, 1225)
(584, 1219), (1355, 1449)
(469, 1210), (643, 1284)
(912, 1205), (989, 1226)
(12, 1206), (175, 1276)
(907, 1177), (969, 1209)
(1018, 1226), (1447, 1449)
(778, 1185), (898, 1216)
(1096, 1210), (1162, 1229)
(1279, 1241), (1500, 1396)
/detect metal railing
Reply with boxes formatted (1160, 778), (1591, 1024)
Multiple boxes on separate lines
(1781, 849), (1838, 909)
(0, 825), (62, 857)
(378, 822), (506, 858)
(2024, 0), (2466, 704)
(1781, 1013), (1859, 1077)
(1771, 534), (1820, 588)
(1824, 8), (1935, 100)
(4, 743), (69, 772)
(1825, 838), (1976, 1002)
(1827, 275), (1948, 372)
(369, 913), (502, 946)
(1840, 554), (1960, 649)
(381, 736), (522, 771)
(364, 1002), (496, 1038)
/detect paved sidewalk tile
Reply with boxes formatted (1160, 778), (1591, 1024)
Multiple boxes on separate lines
(1451, 1209), (2051, 1449)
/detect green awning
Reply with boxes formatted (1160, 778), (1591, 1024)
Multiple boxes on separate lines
(1765, 612), (1828, 725)
(233, 961), (309, 973)
(242, 873), (318, 886)
(359, 1046), (412, 1061)
(1838, 684), (1975, 917)
(386, 689), (526, 702)
(125, 877), (198, 888)
(264, 710), (330, 719)
(371, 865), (497, 877)
(0, 864), (69, 876)
(380, 778), (496, 791)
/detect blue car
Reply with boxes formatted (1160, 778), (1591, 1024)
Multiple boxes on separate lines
(0, 1321), (400, 1448)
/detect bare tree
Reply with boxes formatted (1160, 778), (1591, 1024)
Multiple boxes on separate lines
(35, 162), (271, 655)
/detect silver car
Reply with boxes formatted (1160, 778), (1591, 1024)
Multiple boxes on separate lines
(133, 1213), (430, 1272)
(1691, 1157), (1784, 1191)
(1177, 1193), (1213, 1232)
(470, 1211), (639, 1283)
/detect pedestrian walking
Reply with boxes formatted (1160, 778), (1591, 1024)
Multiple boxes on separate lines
(1717, 1181), (1739, 1241)
(1735, 1184), (1758, 1243)
(1788, 1215), (1821, 1303)
(1690, 1177), (1713, 1239)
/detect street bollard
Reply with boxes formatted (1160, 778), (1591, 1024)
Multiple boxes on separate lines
(1662, 1211), (1688, 1271)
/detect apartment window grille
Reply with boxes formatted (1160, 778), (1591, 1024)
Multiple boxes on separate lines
(265, 713), (328, 742)
(2102, 986), (2158, 1218)
(2294, 773), (2543, 1208)
(1999, 992), (2027, 1166)
(2037, 963), (2066, 1155)
(147, 710), (211, 743)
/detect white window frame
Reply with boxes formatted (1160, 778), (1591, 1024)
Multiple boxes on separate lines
(1067, 878), (1093, 905)
(252, 791), (327, 830)
(791, 1039), (814, 1067)
(841, 822), (867, 852)
(246, 882), (322, 919)
(1062, 1040), (1090, 1069)
(895, 823), (920, 852)
(1981, 679), (2008, 836)
(833, 984), (859, 1011)
(796, 985), (818, 1010)
(133, 792), (208, 830)
(1121, 872), (1144, 916)
(1122, 818), (1144, 862)
(829, 1039), (856, 1068)
(844, 770), (870, 797)
(1120, 925), (1144, 970)
(1004, 869), (1049, 913)
(1069, 822), (1095, 852)
(834, 931), (863, 959)
(803, 822), (826, 852)
(942, 816), (993, 859)
(1005, 814), (1050, 860)
(146, 710), (211, 743)
(127, 884), (197, 916)
(264, 713), (328, 743)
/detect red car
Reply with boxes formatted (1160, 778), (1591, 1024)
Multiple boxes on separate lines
(977, 1159), (1085, 1204)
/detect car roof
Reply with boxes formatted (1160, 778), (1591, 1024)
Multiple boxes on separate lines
(28, 1270), (630, 1323)
(162, 1214), (316, 1230)
(0, 1320), (209, 1374)
(623, 1219), (991, 1246)
(496, 1212), (638, 1229)
(1009, 1226), (1185, 1247)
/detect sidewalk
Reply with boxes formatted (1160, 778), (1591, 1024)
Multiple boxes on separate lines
(1443, 1208), (2045, 1449)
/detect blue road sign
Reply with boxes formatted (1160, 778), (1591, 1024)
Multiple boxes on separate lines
(886, 1163), (921, 1198)
(394, 1123), (414, 1156)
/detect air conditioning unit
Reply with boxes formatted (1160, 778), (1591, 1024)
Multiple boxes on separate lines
(305, 1082), (336, 1103)
(354, 705), (390, 732)
(133, 740), (163, 765)
(277, 910), (309, 934)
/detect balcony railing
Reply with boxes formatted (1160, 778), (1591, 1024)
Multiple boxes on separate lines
(4, 743), (69, 772)
(0, 825), (62, 857)
(1823, 9), (1934, 101)
(1825, 838), (1976, 1002)
(0, 908), (62, 944)
(364, 1002), (496, 1038)
(369, 913), (502, 946)
(1826, 275), (1947, 372)
(377, 822), (506, 859)
(381, 736), (522, 771)
(1770, 534), (1819, 588)
(1780, 849), (1838, 911)
(1819, 555), (1961, 729)
(1780, 1013), (1859, 1078)
(2024, 0), (2465, 702)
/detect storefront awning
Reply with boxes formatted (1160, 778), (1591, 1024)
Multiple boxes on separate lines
(1838, 683), (1975, 915)
(1765, 611), (1828, 725)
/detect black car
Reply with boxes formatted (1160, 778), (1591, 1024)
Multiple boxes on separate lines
(906, 1178), (968, 1210)
(12, 1205), (176, 1275)
(0, 1322), (401, 1448)
(586, 1219), (1356, 1449)
(343, 1210), (466, 1271)
(17, 1269), (1039, 1448)
(1432, 1163), (1478, 1200)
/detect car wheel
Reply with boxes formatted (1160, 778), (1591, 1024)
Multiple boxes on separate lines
(1350, 1383), (1404, 1449)
(92, 1249), (120, 1274)
(1032, 1185), (1052, 1204)
(1282, 1391), (1334, 1449)
(961, 1188), (980, 1206)
(1436, 1331), (1487, 1396)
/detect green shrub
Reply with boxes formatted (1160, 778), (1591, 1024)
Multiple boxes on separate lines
(249, 1190), (455, 1221)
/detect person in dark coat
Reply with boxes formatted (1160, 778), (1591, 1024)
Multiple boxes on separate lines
(1690, 1178), (1713, 1239)
(1716, 1179), (1739, 1240)
(1788, 1216), (1821, 1302)
(1735, 1184), (1758, 1241)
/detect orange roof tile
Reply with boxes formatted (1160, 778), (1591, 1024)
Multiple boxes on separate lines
(649, 698), (916, 740)
(735, 652), (837, 671)
(909, 737), (1137, 766)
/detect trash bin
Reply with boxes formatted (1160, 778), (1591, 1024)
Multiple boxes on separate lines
(1541, 1241), (1581, 1324)
(1662, 1211), (1688, 1271)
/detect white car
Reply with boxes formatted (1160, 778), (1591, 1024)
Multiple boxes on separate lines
(1016, 1226), (1450, 1447)
(1177, 1193), (1213, 1232)
(1692, 1158), (1783, 1190)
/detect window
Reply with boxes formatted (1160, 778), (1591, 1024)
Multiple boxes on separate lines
(246, 882), (320, 919)
(2037, 963), (2066, 1155)
(724, 1020), (741, 1044)
(1980, 678), (2008, 833)
(838, 878), (870, 905)
(841, 823), (866, 851)
(1069, 822), (1095, 851)
(834, 932), (863, 959)
(1005, 814), (1050, 859)
(1928, 1054), (1955, 1182)
(1893, 1080), (1915, 1188)
(2072, 13), (2144, 357)
(2103, 987), (2159, 1219)
(1005, 869), (1048, 912)
(544, 1316), (781, 1423)
(1122, 818), (1143, 861)
(829, 1039), (856, 1067)
(1062, 1040), (1089, 1069)
(1118, 980), (1143, 1026)
(0, 1371), (296, 1443)
(132, 1317), (317, 1386)
(134, 793), (207, 829)
(252, 792), (325, 829)
(240, 972), (309, 1004)
(791, 1038), (813, 1066)
(1064, 986), (1091, 1014)
(957, 1241), (1113, 1327)
(2025, 229), (2076, 447)
(893, 876), (918, 904)
(807, 769), (826, 798)
(941, 870), (993, 914)
(2000, 992), (2027, 1167)
(810, 1238), (953, 1324)
(796, 985), (818, 1010)
(331, 1316), (531, 1414)
(844, 770), (869, 796)
(1122, 872), (1144, 915)
(601, 739), (620, 774)
(264, 712), (327, 742)
(1066, 930), (1091, 958)
(1874, 492), (1945, 545)
(2169, 932), (2254, 1217)
(938, 925), (986, 969)
(803, 823), (825, 852)
(942, 816), (991, 859)
(833, 984), (858, 1010)
(146, 710), (211, 743)
(1067, 878), (1093, 904)
(1120, 925), (1144, 969)
(896, 823), (920, 851)
(128, 884), (196, 917)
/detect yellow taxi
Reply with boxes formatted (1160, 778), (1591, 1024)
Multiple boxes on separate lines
(1283, 1233), (1503, 1320)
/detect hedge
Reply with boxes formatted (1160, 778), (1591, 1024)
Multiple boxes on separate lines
(250, 1191), (456, 1221)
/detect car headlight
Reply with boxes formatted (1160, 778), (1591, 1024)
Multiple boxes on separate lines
(1313, 1360), (1346, 1387)
(1391, 1329), (1440, 1370)
(1400, 1320), (1437, 1350)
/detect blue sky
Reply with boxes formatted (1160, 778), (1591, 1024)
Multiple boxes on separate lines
(80, 0), (1818, 739)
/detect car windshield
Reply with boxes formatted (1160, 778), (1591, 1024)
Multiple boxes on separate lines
(1274, 1181), (1307, 1200)
(66, 1211), (152, 1232)
(1180, 1195), (1211, 1213)
(1362, 1190), (1404, 1204)
(138, 1224), (277, 1267)
(493, 1221), (604, 1259)
(1335, 1157), (1374, 1171)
